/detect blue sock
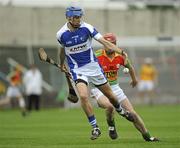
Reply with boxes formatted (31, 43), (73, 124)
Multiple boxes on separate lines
(88, 115), (97, 128)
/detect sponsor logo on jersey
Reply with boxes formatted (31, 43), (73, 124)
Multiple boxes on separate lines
(69, 44), (87, 52)
(105, 71), (117, 78)
(80, 36), (86, 42)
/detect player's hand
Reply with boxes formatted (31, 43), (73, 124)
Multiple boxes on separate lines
(122, 50), (128, 58)
(130, 79), (138, 88)
(60, 64), (72, 78)
(60, 64), (68, 72)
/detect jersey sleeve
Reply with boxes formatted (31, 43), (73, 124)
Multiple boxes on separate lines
(56, 30), (65, 48)
(94, 49), (103, 57)
(84, 23), (102, 40)
(117, 55), (126, 66)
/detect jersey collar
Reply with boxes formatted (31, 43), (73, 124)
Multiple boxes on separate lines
(102, 49), (120, 58)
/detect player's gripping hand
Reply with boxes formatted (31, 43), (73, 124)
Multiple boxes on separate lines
(59, 64), (69, 73)
(122, 50), (128, 58)
(130, 79), (138, 88)
(60, 64), (67, 72)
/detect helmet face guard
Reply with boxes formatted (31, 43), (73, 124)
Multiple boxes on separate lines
(66, 6), (83, 17)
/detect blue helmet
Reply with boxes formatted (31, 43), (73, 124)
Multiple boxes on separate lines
(65, 6), (83, 17)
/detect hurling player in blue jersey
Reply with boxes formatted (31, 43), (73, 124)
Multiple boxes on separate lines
(56, 6), (133, 140)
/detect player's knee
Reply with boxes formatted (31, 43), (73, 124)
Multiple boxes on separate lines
(125, 111), (137, 122)
(107, 96), (118, 106)
(106, 104), (114, 114)
(79, 95), (89, 103)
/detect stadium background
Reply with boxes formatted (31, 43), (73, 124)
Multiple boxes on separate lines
(0, 1), (180, 148)
(0, 0), (180, 108)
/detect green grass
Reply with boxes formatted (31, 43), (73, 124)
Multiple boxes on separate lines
(0, 105), (180, 148)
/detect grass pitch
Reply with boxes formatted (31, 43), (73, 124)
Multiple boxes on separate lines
(0, 105), (180, 148)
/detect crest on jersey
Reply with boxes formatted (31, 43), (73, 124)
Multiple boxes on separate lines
(103, 66), (107, 69)
(80, 36), (86, 42)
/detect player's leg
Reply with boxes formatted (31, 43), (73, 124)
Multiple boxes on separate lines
(146, 81), (155, 105)
(34, 95), (40, 111)
(75, 79), (101, 140)
(91, 86), (118, 139)
(97, 96), (118, 139)
(27, 95), (32, 111)
(97, 83), (118, 106)
(121, 99), (159, 142)
(31, 95), (36, 110)
(138, 81), (146, 103)
(17, 95), (27, 116)
(97, 83), (131, 120)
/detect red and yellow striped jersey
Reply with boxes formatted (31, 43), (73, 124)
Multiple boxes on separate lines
(95, 49), (125, 85)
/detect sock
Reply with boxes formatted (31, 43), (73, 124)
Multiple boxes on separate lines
(142, 131), (151, 140)
(107, 119), (115, 127)
(88, 115), (97, 128)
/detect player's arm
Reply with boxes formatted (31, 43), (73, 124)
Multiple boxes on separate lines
(124, 58), (138, 88)
(97, 37), (124, 55)
(59, 47), (67, 72)
(59, 47), (65, 65)
(86, 23), (125, 55)
(57, 31), (67, 72)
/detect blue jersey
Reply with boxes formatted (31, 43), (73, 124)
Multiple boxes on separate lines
(56, 22), (102, 71)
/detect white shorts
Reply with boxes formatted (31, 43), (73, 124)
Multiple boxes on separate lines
(71, 62), (107, 86)
(6, 86), (22, 98)
(91, 84), (127, 103)
(138, 80), (154, 91)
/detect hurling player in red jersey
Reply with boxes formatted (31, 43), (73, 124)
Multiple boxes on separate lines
(91, 33), (159, 141)
(0, 65), (27, 117)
